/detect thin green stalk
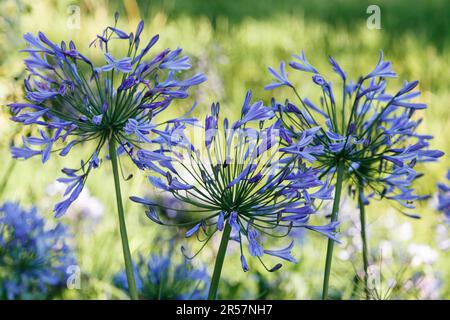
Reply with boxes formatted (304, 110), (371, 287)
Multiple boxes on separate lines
(322, 159), (345, 300)
(109, 138), (138, 300)
(0, 160), (16, 199)
(208, 223), (232, 300)
(358, 184), (370, 300)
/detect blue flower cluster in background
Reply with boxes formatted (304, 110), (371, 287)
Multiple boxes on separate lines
(0, 202), (76, 300)
(113, 241), (209, 299)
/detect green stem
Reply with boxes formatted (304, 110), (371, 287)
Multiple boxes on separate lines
(109, 139), (138, 300)
(322, 159), (345, 300)
(208, 223), (232, 300)
(358, 184), (370, 300)
(0, 160), (16, 199)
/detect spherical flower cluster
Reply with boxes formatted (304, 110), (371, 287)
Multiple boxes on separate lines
(113, 241), (209, 300)
(0, 202), (76, 299)
(8, 15), (206, 218)
(266, 51), (444, 215)
(132, 91), (338, 272)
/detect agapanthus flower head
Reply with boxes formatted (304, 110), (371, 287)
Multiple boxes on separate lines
(0, 202), (76, 299)
(113, 240), (209, 299)
(437, 169), (450, 220)
(131, 91), (339, 272)
(7, 14), (206, 218)
(266, 51), (444, 216)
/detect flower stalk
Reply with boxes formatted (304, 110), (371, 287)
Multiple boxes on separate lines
(208, 223), (232, 300)
(358, 183), (370, 300)
(0, 161), (16, 199)
(322, 159), (345, 300)
(109, 138), (138, 300)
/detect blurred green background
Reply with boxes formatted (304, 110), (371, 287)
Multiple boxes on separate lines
(0, 0), (449, 299)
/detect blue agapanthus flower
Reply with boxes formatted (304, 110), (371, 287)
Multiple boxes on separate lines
(113, 241), (209, 299)
(266, 51), (444, 216)
(0, 202), (76, 300)
(437, 169), (450, 220)
(7, 14), (206, 218)
(131, 92), (338, 272)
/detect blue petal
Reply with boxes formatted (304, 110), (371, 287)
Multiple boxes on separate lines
(248, 239), (264, 257)
(185, 223), (201, 237)
(264, 241), (297, 263)
(217, 211), (225, 231)
(240, 254), (249, 272)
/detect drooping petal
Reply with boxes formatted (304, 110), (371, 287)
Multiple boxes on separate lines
(185, 223), (201, 238)
(264, 241), (297, 263)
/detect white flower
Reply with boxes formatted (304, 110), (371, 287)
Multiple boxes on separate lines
(397, 222), (413, 241)
(407, 244), (438, 267)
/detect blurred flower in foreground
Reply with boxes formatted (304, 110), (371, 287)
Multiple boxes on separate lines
(7, 14), (206, 217)
(437, 169), (450, 220)
(113, 241), (209, 300)
(132, 92), (338, 299)
(0, 202), (76, 299)
(266, 51), (444, 299)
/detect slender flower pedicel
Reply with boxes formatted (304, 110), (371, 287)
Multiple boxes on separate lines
(7, 14), (206, 299)
(0, 202), (76, 299)
(266, 51), (444, 299)
(132, 92), (339, 299)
